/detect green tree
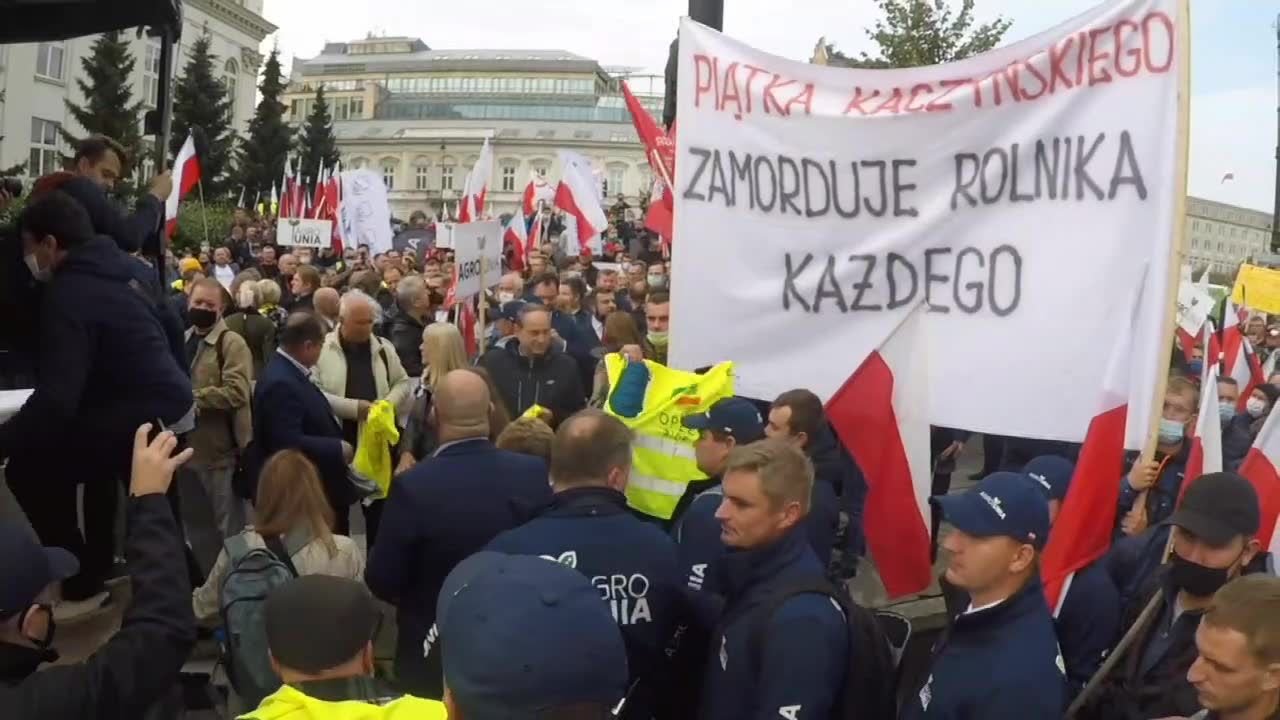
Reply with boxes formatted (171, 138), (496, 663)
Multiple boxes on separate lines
(172, 200), (236, 254)
(172, 34), (235, 198)
(235, 47), (291, 203)
(62, 31), (144, 176)
(297, 84), (340, 183)
(827, 0), (1012, 68)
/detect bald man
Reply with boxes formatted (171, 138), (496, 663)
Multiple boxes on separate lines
(313, 287), (341, 333)
(366, 369), (552, 699)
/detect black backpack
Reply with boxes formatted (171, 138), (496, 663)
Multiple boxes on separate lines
(749, 580), (898, 720)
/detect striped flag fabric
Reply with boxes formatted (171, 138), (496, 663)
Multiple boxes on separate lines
(554, 150), (608, 252)
(1185, 322), (1224, 486)
(163, 133), (200, 237)
(1235, 402), (1280, 556)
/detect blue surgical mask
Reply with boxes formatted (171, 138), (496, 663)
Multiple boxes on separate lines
(1219, 402), (1237, 421)
(1158, 418), (1185, 445)
(1187, 359), (1203, 376)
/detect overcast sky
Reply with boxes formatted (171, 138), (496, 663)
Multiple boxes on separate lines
(261, 0), (1277, 214)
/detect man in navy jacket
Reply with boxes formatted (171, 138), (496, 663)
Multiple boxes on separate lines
(251, 313), (354, 530)
(487, 409), (683, 720)
(902, 472), (1066, 720)
(698, 439), (847, 720)
(366, 369), (551, 699)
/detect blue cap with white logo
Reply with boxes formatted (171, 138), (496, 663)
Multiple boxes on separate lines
(682, 397), (765, 444)
(1022, 455), (1075, 503)
(932, 472), (1050, 549)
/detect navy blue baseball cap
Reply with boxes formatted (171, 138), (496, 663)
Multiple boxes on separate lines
(499, 300), (527, 323)
(932, 472), (1051, 549)
(1022, 455), (1075, 503)
(437, 552), (628, 718)
(0, 520), (78, 614)
(683, 397), (765, 444)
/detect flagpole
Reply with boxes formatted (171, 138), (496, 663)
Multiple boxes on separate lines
(197, 178), (211, 249)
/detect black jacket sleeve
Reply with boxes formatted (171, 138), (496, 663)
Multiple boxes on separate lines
(2, 494), (196, 719)
(61, 177), (163, 254)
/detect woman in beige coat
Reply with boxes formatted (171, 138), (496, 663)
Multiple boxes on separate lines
(312, 289), (413, 545)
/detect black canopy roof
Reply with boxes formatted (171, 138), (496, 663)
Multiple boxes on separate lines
(0, 0), (181, 43)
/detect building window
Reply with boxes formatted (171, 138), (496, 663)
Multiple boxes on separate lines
(36, 42), (65, 80)
(440, 165), (454, 191)
(608, 167), (626, 196)
(415, 165), (430, 190)
(382, 164), (396, 189)
(501, 166), (516, 192)
(29, 117), (61, 176)
(140, 157), (156, 183)
(142, 42), (161, 107)
(224, 59), (239, 113)
(536, 166), (547, 177)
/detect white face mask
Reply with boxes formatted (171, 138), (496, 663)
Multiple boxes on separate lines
(497, 291), (515, 303)
(24, 253), (52, 283)
(1246, 397), (1269, 419)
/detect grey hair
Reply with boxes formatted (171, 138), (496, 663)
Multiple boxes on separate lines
(339, 289), (383, 323)
(396, 274), (427, 309)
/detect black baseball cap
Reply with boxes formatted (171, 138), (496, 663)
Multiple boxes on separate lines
(264, 575), (381, 674)
(0, 520), (78, 614)
(683, 397), (765, 444)
(1171, 472), (1260, 546)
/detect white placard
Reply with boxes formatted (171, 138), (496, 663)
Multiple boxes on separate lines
(276, 218), (334, 248)
(452, 221), (503, 299)
(670, 1), (1182, 447)
(339, 170), (393, 254)
(1177, 282), (1212, 336)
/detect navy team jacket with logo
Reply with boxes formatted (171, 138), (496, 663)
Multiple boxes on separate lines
(486, 486), (685, 719)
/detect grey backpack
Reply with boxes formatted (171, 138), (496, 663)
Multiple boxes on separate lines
(219, 534), (299, 707)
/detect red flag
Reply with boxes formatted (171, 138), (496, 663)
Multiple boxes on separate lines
(1222, 303), (1264, 412)
(458, 138), (493, 223)
(278, 160), (292, 219)
(310, 168), (327, 220)
(1040, 282), (1145, 614)
(504, 213), (528, 273)
(460, 300), (478, 357)
(644, 176), (674, 241)
(621, 81), (674, 181)
(554, 150), (608, 252)
(826, 305), (932, 598)
(1185, 323), (1224, 487)
(527, 209), (543, 259)
(163, 133), (200, 237)
(522, 173), (555, 217)
(1237, 403), (1280, 556)
(1175, 326), (1196, 363)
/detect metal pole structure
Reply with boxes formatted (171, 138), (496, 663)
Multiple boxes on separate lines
(1272, 13), (1280, 253)
(197, 178), (211, 249)
(152, 26), (177, 286)
(688, 0), (724, 30)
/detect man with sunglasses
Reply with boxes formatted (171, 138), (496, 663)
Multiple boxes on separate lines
(0, 423), (197, 718)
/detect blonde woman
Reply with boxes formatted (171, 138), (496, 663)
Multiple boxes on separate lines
(397, 322), (470, 472)
(192, 450), (364, 624)
(255, 278), (288, 331)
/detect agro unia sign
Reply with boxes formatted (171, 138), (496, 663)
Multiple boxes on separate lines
(669, 0), (1184, 446)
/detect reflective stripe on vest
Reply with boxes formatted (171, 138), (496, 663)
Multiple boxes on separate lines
(604, 354), (734, 520)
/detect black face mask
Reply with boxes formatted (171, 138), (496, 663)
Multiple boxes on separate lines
(188, 307), (218, 331)
(1169, 551), (1241, 597)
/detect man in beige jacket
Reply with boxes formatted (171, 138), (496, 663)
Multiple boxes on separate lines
(185, 278), (254, 541)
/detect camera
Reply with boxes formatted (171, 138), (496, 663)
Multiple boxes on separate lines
(0, 177), (21, 197)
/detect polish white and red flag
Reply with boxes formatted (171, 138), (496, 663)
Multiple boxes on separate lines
(279, 159), (294, 219)
(310, 167), (328, 220)
(164, 133), (200, 237)
(826, 303), (932, 598)
(1040, 279), (1146, 615)
(458, 138), (493, 223)
(522, 172), (556, 217)
(1184, 321), (1224, 486)
(1221, 298), (1264, 412)
(503, 212), (528, 273)
(1234, 401), (1280, 556)
(554, 150), (608, 253)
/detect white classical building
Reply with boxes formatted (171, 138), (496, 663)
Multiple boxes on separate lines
(0, 0), (275, 180)
(284, 37), (666, 220)
(1184, 197), (1275, 275)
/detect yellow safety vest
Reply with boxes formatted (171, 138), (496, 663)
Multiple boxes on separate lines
(604, 354), (734, 520)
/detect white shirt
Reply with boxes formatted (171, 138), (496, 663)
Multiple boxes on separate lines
(213, 263), (235, 290)
(964, 598), (1005, 615)
(276, 347), (313, 380)
(591, 314), (604, 340)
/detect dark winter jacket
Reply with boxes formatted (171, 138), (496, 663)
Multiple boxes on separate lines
(902, 576), (1066, 720)
(0, 494), (196, 718)
(1222, 413), (1261, 471)
(381, 305), (427, 378)
(0, 235), (192, 459)
(487, 486), (685, 720)
(698, 526), (848, 720)
(365, 437), (551, 699)
(1055, 560), (1121, 698)
(1117, 444), (1188, 534)
(58, 175), (163, 254)
(478, 341), (585, 423)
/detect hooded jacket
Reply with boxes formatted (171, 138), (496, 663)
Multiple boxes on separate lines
(698, 526), (847, 720)
(478, 338), (585, 423)
(241, 680), (447, 720)
(902, 576), (1066, 720)
(380, 305), (427, 378)
(0, 234), (192, 458)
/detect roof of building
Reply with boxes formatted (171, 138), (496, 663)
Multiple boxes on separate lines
(330, 118), (639, 147)
(1188, 196), (1273, 229)
(298, 43), (603, 76)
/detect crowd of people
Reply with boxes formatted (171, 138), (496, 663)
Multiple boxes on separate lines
(2, 134), (1280, 720)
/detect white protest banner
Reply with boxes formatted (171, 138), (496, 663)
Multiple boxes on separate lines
(451, 221), (503, 299)
(1177, 271), (1212, 336)
(670, 0), (1186, 447)
(434, 222), (454, 249)
(277, 218), (334, 248)
(339, 170), (393, 254)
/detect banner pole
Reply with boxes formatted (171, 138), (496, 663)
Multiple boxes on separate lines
(197, 178), (211, 250)
(1139, 0), (1193, 467)
(478, 240), (488, 356)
